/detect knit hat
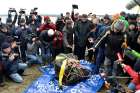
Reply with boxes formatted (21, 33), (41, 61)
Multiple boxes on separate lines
(44, 16), (50, 21)
(113, 20), (125, 31)
(134, 59), (140, 73)
(1, 42), (11, 50)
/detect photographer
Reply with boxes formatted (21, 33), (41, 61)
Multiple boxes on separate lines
(0, 24), (11, 47)
(28, 8), (42, 27)
(15, 18), (32, 62)
(55, 14), (65, 32)
(17, 9), (28, 25)
(6, 8), (18, 36)
(0, 42), (27, 83)
(7, 8), (18, 26)
(26, 34), (42, 66)
(71, 4), (79, 22)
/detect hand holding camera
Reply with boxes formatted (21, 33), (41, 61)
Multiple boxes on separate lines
(9, 8), (16, 13)
(9, 53), (19, 61)
(19, 8), (26, 14)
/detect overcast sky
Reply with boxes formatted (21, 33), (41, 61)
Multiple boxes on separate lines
(0, 0), (138, 15)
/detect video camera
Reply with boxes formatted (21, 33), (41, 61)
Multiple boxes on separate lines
(126, 0), (140, 10)
(19, 8), (26, 14)
(72, 4), (78, 9)
(30, 7), (38, 15)
(9, 8), (16, 12)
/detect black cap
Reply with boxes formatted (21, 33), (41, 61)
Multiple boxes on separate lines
(1, 42), (11, 50)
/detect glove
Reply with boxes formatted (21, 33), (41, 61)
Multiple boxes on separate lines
(121, 63), (126, 68)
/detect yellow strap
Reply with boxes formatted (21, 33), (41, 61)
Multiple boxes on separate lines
(59, 59), (67, 87)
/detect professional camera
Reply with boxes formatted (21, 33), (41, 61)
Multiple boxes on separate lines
(72, 4), (78, 9)
(9, 8), (16, 12)
(127, 13), (138, 25)
(19, 8), (26, 14)
(30, 7), (38, 15)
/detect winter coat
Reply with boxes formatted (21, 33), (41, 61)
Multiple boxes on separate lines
(94, 29), (125, 60)
(39, 30), (63, 49)
(123, 65), (140, 90)
(39, 23), (56, 32)
(73, 20), (92, 47)
(28, 15), (42, 27)
(63, 26), (74, 47)
(0, 52), (19, 75)
(0, 31), (10, 47)
(15, 26), (32, 43)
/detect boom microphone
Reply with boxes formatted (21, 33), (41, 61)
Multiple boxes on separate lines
(126, 0), (140, 10)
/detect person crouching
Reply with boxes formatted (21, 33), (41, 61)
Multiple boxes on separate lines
(0, 42), (27, 83)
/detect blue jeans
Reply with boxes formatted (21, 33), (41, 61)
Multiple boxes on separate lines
(95, 47), (105, 73)
(9, 63), (27, 83)
(128, 82), (136, 91)
(27, 54), (42, 64)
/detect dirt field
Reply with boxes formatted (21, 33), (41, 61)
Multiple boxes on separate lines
(0, 65), (41, 93)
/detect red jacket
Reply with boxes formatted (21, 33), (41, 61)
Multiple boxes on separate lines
(52, 31), (63, 49)
(124, 65), (140, 90)
(39, 23), (56, 32)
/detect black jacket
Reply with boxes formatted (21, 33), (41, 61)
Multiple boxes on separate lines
(105, 31), (124, 60)
(94, 29), (126, 60)
(73, 20), (92, 47)
(39, 30), (54, 46)
(15, 26), (32, 43)
(0, 52), (19, 75)
(0, 31), (11, 47)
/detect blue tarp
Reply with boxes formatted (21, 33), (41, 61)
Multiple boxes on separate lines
(24, 60), (104, 93)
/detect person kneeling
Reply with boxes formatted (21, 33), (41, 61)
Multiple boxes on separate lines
(0, 42), (27, 83)
(121, 60), (140, 92)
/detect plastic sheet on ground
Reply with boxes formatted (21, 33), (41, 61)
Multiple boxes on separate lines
(24, 60), (104, 93)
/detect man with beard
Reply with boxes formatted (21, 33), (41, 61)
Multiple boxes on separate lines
(63, 18), (74, 53)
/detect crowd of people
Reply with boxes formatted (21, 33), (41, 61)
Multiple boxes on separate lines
(0, 7), (140, 92)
